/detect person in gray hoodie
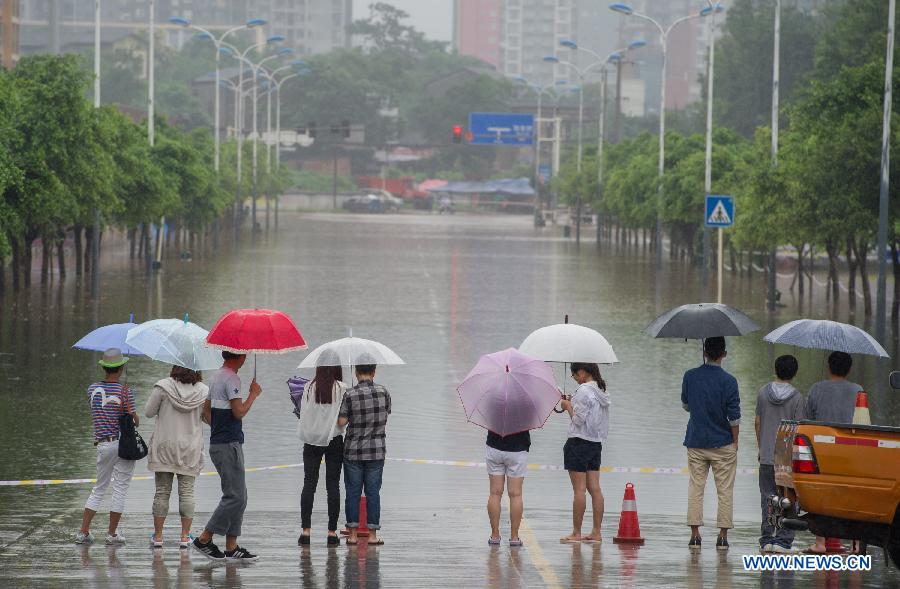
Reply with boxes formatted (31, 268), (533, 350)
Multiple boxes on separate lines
(144, 366), (209, 548)
(755, 355), (804, 553)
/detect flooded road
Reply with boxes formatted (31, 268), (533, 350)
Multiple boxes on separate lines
(1, 212), (898, 587)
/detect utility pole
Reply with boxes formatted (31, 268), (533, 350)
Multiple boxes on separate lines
(90, 0), (101, 299)
(767, 0), (781, 312)
(876, 0), (896, 344)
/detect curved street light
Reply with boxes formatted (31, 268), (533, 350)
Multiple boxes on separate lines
(608, 2), (712, 270)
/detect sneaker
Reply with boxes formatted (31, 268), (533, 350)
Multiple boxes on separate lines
(488, 536), (501, 546)
(179, 534), (194, 549)
(688, 536), (701, 550)
(75, 531), (95, 545)
(509, 538), (524, 547)
(298, 534), (310, 546)
(191, 537), (226, 561)
(761, 543), (774, 553)
(716, 537), (730, 551)
(326, 535), (340, 547)
(224, 546), (258, 562)
(150, 534), (164, 549)
(106, 533), (126, 546)
(770, 544), (799, 554)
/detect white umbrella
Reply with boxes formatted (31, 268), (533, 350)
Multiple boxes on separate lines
(126, 316), (223, 371)
(763, 319), (889, 358)
(519, 323), (618, 364)
(298, 336), (405, 369)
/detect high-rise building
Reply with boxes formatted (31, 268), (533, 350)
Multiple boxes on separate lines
(18, 0), (352, 57)
(613, 0), (709, 114)
(453, 0), (578, 87)
(453, 0), (502, 68)
(1, 0), (21, 68)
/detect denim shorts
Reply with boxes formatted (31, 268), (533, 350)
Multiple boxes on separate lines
(564, 437), (603, 472)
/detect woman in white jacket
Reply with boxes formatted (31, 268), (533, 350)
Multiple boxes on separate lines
(297, 357), (348, 546)
(144, 365), (209, 548)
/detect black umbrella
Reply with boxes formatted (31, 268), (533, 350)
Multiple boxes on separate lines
(644, 303), (760, 340)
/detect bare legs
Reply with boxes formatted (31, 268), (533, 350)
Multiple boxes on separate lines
(562, 471), (603, 542)
(79, 508), (124, 538)
(487, 475), (525, 542)
(153, 515), (192, 542)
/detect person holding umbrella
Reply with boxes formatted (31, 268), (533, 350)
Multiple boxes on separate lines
(682, 337), (740, 551)
(297, 350), (348, 547)
(145, 366), (209, 549)
(75, 348), (139, 545)
(559, 363), (610, 544)
(192, 351), (262, 562)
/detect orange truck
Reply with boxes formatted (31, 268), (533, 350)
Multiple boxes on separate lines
(772, 388), (900, 568)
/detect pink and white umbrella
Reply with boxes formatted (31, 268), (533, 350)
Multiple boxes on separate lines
(457, 348), (561, 437)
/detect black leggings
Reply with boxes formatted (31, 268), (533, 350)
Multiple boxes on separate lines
(301, 436), (344, 531)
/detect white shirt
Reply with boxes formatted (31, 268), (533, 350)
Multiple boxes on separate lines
(567, 381), (610, 443)
(297, 380), (348, 446)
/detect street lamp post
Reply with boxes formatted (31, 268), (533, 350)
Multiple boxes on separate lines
(767, 0), (781, 312)
(514, 78), (551, 196)
(557, 40), (646, 247)
(610, 3), (712, 271)
(876, 0), (896, 344)
(169, 16), (267, 173)
(91, 0), (101, 298)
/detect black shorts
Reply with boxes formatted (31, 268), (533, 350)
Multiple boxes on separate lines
(564, 437), (603, 472)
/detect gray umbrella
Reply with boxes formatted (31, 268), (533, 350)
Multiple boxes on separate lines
(763, 319), (889, 358)
(644, 303), (760, 339)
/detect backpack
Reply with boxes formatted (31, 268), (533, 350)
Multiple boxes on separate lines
(118, 412), (148, 460)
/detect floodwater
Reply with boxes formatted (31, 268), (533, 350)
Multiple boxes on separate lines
(1, 212), (898, 587)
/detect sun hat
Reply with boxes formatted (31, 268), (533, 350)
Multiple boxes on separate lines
(99, 348), (129, 369)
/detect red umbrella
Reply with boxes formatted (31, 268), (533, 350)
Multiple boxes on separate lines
(206, 309), (307, 354)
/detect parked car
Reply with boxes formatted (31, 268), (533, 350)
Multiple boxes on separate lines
(771, 372), (900, 568)
(342, 194), (384, 213)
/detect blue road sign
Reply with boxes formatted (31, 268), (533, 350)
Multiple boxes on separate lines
(705, 194), (734, 228)
(468, 112), (534, 146)
(538, 164), (552, 184)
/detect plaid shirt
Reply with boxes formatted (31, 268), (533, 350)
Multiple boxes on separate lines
(339, 379), (391, 461)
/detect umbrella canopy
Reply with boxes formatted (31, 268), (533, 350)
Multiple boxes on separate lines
(763, 319), (889, 358)
(298, 337), (405, 369)
(457, 348), (561, 437)
(126, 317), (223, 371)
(207, 309), (307, 354)
(73, 316), (144, 355)
(644, 303), (760, 340)
(519, 323), (618, 364)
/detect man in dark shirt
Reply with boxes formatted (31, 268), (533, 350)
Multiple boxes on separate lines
(681, 337), (741, 551)
(485, 429), (530, 547)
(193, 351), (262, 562)
(339, 362), (391, 545)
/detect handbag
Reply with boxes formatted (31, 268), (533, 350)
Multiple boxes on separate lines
(118, 412), (148, 460)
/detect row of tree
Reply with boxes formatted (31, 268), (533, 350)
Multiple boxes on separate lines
(0, 54), (287, 294)
(553, 0), (899, 316)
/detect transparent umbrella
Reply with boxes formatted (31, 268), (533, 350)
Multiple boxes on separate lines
(126, 316), (223, 371)
(298, 336), (404, 369)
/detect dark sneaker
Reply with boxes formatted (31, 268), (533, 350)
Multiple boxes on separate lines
(225, 546), (258, 562)
(191, 538), (225, 561)
(327, 535), (340, 547)
(716, 537), (730, 551)
(298, 535), (310, 546)
(688, 536), (702, 550)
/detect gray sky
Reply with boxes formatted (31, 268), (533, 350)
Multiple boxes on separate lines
(353, 0), (454, 42)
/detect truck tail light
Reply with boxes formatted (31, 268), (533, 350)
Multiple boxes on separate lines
(792, 434), (819, 474)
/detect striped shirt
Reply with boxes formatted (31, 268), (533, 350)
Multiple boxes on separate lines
(87, 381), (135, 442)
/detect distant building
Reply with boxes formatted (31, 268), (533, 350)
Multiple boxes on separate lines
(452, 0), (578, 88)
(1, 0), (20, 68)
(18, 0), (352, 57)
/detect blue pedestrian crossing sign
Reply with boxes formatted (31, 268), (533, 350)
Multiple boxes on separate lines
(705, 195), (734, 228)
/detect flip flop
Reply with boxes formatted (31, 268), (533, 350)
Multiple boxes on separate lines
(581, 537), (602, 544)
(803, 545), (827, 554)
(560, 536), (583, 544)
(346, 539), (359, 546)
(368, 539), (385, 546)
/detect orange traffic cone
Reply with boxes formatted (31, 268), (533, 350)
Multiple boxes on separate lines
(852, 391), (871, 425)
(340, 496), (371, 537)
(613, 483), (645, 545)
(825, 537), (846, 554)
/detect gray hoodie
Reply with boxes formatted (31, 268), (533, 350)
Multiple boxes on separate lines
(145, 377), (209, 476)
(756, 382), (805, 465)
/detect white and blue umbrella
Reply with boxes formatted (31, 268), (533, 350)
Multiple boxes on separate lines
(126, 315), (223, 371)
(73, 314), (144, 355)
(763, 319), (889, 358)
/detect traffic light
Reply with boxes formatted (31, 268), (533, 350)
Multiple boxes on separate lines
(307, 122), (317, 139)
(452, 124), (463, 144)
